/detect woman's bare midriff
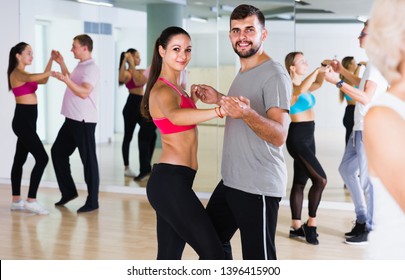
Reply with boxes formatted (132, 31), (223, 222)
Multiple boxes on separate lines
(290, 108), (315, 123)
(15, 93), (37, 105)
(159, 128), (198, 170)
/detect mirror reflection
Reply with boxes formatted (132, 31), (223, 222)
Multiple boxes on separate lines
(16, 0), (375, 203)
(16, 0), (295, 196)
(292, 0), (373, 202)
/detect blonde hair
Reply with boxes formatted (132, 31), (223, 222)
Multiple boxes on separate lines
(339, 56), (355, 102)
(366, 0), (405, 83)
(284, 51), (303, 76)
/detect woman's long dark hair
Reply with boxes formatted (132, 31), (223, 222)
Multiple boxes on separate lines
(118, 48), (137, 86)
(7, 42), (29, 91)
(140, 26), (190, 119)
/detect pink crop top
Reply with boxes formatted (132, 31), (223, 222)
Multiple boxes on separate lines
(153, 77), (197, 134)
(12, 81), (38, 97)
(125, 74), (144, 90)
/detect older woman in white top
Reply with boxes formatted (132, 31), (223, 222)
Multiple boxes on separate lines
(364, 0), (405, 259)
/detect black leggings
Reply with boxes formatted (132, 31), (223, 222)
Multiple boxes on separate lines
(11, 104), (49, 198)
(343, 104), (355, 145)
(122, 94), (156, 174)
(146, 163), (224, 260)
(207, 181), (281, 260)
(286, 121), (327, 220)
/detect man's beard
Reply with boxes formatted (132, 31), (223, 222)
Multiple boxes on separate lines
(233, 41), (260, 58)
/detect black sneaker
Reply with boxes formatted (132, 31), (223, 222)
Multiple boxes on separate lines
(55, 194), (78, 206)
(345, 231), (369, 245)
(134, 172), (151, 182)
(345, 221), (366, 237)
(289, 226), (305, 238)
(303, 223), (319, 245)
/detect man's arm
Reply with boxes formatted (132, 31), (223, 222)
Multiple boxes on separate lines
(52, 72), (93, 99)
(331, 60), (362, 86)
(325, 71), (377, 105)
(221, 96), (289, 147)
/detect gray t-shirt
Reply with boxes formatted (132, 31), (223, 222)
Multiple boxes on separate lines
(221, 59), (292, 197)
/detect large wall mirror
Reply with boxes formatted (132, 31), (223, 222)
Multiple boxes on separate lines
(14, 0), (374, 203)
(293, 0), (372, 202)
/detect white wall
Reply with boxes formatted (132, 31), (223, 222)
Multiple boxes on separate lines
(0, 0), (367, 181)
(0, 0), (20, 179)
(0, 0), (146, 179)
(18, 0), (147, 143)
(296, 23), (367, 130)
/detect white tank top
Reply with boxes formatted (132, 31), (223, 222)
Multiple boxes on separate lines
(367, 92), (405, 259)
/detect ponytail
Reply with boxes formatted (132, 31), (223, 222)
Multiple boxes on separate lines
(7, 42), (28, 91)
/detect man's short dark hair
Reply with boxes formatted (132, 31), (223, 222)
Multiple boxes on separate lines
(230, 4), (265, 28)
(74, 34), (93, 52)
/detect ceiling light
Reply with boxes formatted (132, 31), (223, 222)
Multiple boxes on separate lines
(357, 16), (368, 23)
(220, 5), (234, 12)
(277, 13), (294, 20)
(189, 16), (208, 23)
(77, 0), (113, 7)
(295, 0), (310, 5)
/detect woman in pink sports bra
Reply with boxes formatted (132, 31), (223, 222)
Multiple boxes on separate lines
(140, 26), (226, 260)
(118, 48), (156, 180)
(7, 42), (53, 215)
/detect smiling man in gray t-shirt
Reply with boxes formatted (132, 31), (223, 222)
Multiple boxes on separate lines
(194, 4), (292, 260)
(221, 59), (290, 198)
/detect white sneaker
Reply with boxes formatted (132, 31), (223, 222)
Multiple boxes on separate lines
(25, 201), (49, 215)
(124, 168), (136, 177)
(10, 200), (25, 211)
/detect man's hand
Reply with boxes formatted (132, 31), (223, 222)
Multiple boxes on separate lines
(330, 59), (342, 73)
(220, 96), (250, 119)
(51, 71), (70, 84)
(51, 50), (64, 65)
(324, 66), (340, 84)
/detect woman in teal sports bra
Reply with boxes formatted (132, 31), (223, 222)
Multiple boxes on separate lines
(339, 56), (365, 144)
(284, 51), (327, 245)
(140, 26), (226, 260)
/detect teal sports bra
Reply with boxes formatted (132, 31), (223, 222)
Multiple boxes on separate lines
(290, 92), (316, 115)
(344, 85), (358, 101)
(344, 94), (353, 101)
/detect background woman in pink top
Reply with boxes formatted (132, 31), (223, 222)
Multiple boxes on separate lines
(118, 49), (156, 180)
(140, 26), (226, 260)
(7, 42), (53, 215)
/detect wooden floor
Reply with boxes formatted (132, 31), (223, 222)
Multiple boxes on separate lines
(1, 128), (369, 260)
(27, 127), (354, 202)
(0, 184), (365, 260)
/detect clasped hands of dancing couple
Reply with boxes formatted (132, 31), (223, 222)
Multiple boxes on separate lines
(191, 84), (249, 113)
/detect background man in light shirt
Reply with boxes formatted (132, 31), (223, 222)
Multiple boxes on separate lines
(51, 34), (100, 213)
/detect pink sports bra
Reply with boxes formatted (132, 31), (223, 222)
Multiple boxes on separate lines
(12, 81), (38, 97)
(153, 77), (197, 134)
(125, 74), (144, 90)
